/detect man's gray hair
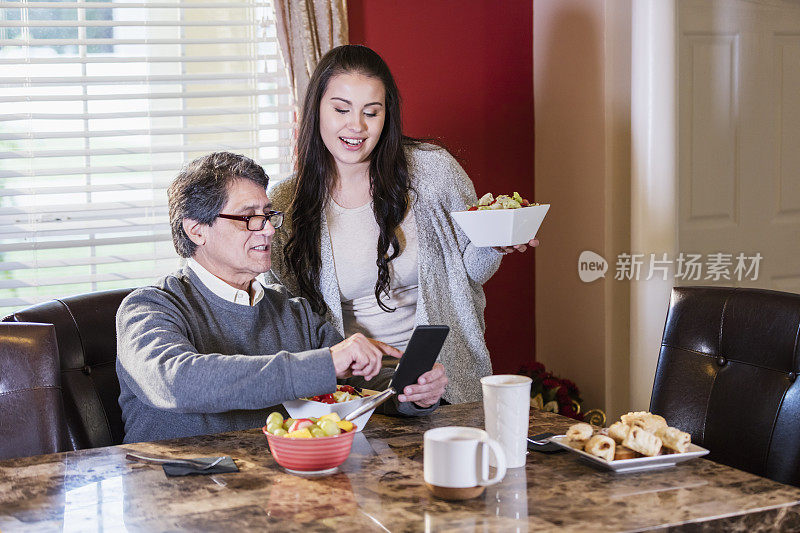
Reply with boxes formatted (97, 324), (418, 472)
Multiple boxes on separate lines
(167, 152), (269, 258)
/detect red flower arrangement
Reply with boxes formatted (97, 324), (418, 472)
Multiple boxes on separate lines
(517, 361), (584, 421)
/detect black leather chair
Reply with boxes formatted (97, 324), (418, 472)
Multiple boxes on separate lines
(650, 286), (800, 486)
(3, 288), (134, 451)
(0, 322), (69, 460)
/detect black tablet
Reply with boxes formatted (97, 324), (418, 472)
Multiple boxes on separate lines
(390, 325), (449, 393)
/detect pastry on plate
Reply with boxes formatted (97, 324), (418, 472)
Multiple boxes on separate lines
(608, 421), (630, 444)
(656, 426), (691, 453)
(621, 411), (668, 434)
(613, 445), (639, 460)
(567, 439), (585, 450)
(584, 434), (615, 462)
(566, 422), (594, 444)
(622, 426), (663, 457)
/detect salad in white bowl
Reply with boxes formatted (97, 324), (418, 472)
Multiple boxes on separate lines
(468, 192), (538, 210)
(452, 191), (549, 247)
(282, 385), (380, 432)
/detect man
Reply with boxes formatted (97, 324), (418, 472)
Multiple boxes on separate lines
(117, 152), (447, 443)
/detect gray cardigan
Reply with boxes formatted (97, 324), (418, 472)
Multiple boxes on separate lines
(265, 144), (502, 403)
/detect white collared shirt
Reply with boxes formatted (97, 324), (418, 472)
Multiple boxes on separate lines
(187, 258), (264, 306)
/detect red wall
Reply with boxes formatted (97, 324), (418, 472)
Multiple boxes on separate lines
(348, 1), (535, 374)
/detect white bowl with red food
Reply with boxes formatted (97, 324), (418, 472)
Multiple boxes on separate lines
(282, 384), (379, 433)
(450, 192), (550, 248)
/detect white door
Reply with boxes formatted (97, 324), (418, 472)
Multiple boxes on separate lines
(678, 0), (800, 292)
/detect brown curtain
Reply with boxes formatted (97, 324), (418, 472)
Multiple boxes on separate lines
(274, 0), (349, 106)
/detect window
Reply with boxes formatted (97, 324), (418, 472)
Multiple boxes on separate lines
(0, 0), (293, 316)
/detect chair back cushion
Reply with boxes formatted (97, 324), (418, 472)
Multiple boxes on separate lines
(650, 286), (800, 486)
(0, 322), (69, 460)
(3, 288), (134, 450)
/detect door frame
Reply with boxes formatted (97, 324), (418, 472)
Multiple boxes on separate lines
(630, 0), (679, 410)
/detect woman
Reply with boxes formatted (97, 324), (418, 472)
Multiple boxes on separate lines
(267, 45), (536, 403)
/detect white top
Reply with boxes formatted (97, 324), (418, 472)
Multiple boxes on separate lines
(325, 199), (419, 351)
(268, 145), (503, 403)
(187, 257), (264, 306)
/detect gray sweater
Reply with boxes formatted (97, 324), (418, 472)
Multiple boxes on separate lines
(117, 267), (428, 443)
(266, 144), (502, 403)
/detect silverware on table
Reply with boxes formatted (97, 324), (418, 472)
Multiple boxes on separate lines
(125, 452), (226, 470)
(527, 435), (565, 446)
(344, 387), (396, 422)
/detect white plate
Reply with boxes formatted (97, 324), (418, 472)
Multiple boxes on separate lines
(549, 435), (710, 473)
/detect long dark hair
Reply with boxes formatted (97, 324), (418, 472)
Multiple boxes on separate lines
(285, 45), (418, 314)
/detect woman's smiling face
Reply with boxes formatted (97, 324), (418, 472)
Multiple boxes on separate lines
(319, 71), (386, 175)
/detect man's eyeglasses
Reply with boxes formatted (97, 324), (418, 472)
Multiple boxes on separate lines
(217, 211), (284, 230)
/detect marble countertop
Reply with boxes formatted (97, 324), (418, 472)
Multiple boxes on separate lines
(2, 402), (800, 532)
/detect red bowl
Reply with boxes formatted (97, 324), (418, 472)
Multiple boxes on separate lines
(263, 425), (357, 473)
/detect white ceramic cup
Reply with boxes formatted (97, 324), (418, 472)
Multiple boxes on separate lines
(424, 427), (507, 490)
(481, 374), (533, 468)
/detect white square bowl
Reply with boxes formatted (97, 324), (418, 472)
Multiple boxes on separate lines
(282, 388), (380, 432)
(450, 204), (550, 247)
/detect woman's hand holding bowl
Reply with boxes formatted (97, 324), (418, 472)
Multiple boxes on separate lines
(493, 238), (540, 255)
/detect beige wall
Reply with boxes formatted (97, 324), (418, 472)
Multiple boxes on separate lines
(534, 0), (631, 421)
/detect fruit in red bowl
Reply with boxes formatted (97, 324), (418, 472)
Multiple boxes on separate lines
(263, 423), (358, 475)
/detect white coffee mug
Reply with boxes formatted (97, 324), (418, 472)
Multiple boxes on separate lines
(481, 374), (532, 468)
(424, 426), (507, 500)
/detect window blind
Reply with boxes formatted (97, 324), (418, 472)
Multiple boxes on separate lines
(0, 0), (293, 314)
